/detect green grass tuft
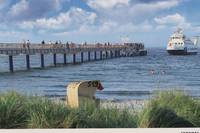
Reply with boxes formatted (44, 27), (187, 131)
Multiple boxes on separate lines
(66, 104), (137, 128)
(0, 90), (200, 128)
(139, 90), (200, 127)
(0, 91), (137, 128)
(27, 98), (70, 128)
(0, 91), (28, 128)
(139, 102), (194, 127)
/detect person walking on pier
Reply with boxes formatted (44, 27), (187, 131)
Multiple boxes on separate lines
(48, 41), (52, 44)
(22, 39), (26, 49)
(48, 41), (53, 49)
(41, 40), (45, 48)
(53, 41), (58, 48)
(55, 41), (58, 45)
(26, 40), (30, 49)
(41, 40), (45, 45)
(66, 42), (70, 50)
(59, 40), (63, 48)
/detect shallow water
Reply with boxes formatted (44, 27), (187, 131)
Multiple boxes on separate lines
(0, 48), (200, 100)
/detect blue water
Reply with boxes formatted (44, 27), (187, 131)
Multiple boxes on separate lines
(0, 48), (200, 100)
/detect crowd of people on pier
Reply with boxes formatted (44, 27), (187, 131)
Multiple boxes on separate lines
(20, 40), (144, 51)
(20, 40), (119, 49)
(21, 40), (31, 49)
(21, 40), (77, 49)
(124, 43), (145, 51)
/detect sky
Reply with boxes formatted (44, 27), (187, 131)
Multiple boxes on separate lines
(0, 0), (200, 47)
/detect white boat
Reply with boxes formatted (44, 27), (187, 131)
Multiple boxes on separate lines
(167, 28), (199, 55)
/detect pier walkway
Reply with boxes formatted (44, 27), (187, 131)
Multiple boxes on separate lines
(0, 42), (146, 72)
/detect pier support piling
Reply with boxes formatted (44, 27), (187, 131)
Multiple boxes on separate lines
(9, 55), (14, 72)
(94, 51), (97, 60)
(64, 53), (67, 65)
(81, 52), (84, 63)
(118, 51), (121, 57)
(41, 54), (45, 68)
(53, 54), (57, 66)
(114, 51), (117, 58)
(100, 51), (103, 60)
(26, 54), (30, 70)
(106, 51), (108, 59)
(88, 51), (91, 61)
(110, 51), (113, 58)
(73, 53), (76, 64)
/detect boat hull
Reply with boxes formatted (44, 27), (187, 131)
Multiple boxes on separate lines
(167, 50), (197, 55)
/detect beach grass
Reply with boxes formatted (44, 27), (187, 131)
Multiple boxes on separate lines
(139, 90), (200, 127)
(0, 91), (137, 128)
(0, 91), (28, 128)
(66, 103), (137, 128)
(27, 98), (70, 128)
(0, 90), (199, 128)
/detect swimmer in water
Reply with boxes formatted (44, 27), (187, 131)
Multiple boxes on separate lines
(150, 69), (155, 74)
(161, 70), (166, 75)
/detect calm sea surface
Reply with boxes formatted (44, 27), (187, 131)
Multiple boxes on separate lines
(0, 48), (200, 100)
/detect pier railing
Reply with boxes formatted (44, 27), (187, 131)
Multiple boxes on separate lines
(0, 43), (126, 48)
(0, 43), (127, 55)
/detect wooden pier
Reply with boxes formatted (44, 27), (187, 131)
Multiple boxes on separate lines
(0, 42), (147, 72)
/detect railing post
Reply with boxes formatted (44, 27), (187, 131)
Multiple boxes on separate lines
(9, 55), (14, 72)
(26, 54), (30, 70)
(41, 54), (45, 68)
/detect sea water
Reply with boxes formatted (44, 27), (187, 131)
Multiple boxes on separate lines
(0, 48), (200, 100)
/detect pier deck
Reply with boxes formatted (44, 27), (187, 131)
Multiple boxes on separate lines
(0, 42), (146, 72)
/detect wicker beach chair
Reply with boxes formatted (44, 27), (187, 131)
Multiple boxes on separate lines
(67, 80), (104, 108)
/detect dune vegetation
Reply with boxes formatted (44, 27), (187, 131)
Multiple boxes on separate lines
(139, 91), (200, 127)
(0, 90), (199, 128)
(0, 91), (137, 128)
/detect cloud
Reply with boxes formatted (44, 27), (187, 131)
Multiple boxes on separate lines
(0, 0), (195, 46)
(98, 21), (118, 32)
(86, 0), (182, 24)
(154, 13), (191, 29)
(154, 13), (185, 25)
(0, 0), (9, 10)
(154, 13), (200, 35)
(52, 20), (153, 40)
(87, 0), (129, 9)
(8, 0), (28, 17)
(130, 0), (180, 15)
(18, 7), (97, 31)
(7, 0), (62, 21)
(0, 30), (32, 43)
